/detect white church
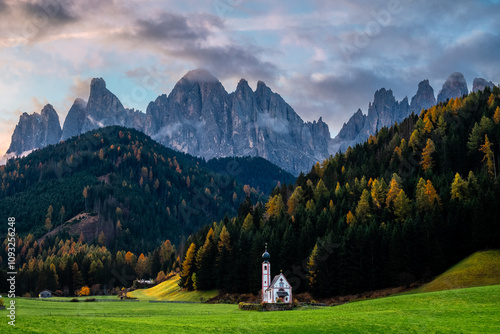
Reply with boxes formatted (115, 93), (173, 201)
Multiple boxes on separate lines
(262, 244), (292, 303)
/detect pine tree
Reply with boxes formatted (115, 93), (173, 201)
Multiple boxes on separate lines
(287, 186), (304, 215)
(194, 228), (217, 290)
(355, 189), (371, 223)
(307, 243), (319, 292)
(416, 178), (441, 212)
(265, 194), (284, 218)
(420, 138), (436, 172)
(135, 253), (147, 279)
(494, 106), (500, 124)
(314, 179), (329, 202)
(72, 262), (84, 290)
(346, 211), (356, 225)
(386, 175), (402, 208)
(371, 178), (387, 209)
(393, 189), (411, 222)
(59, 206), (66, 226)
(450, 173), (468, 200)
(179, 243), (197, 290)
(98, 231), (106, 246)
(479, 134), (496, 178)
(242, 213), (254, 232)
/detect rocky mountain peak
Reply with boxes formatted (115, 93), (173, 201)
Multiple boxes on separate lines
(437, 72), (468, 103)
(62, 98), (88, 140)
(7, 104), (62, 154)
(410, 79), (436, 114)
(182, 68), (219, 83)
(472, 78), (495, 93)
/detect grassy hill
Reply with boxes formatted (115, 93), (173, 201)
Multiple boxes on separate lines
(414, 250), (500, 293)
(128, 275), (217, 302)
(2, 285), (500, 333)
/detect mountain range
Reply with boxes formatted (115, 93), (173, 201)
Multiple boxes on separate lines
(330, 72), (495, 152)
(6, 70), (496, 174)
(7, 70), (330, 175)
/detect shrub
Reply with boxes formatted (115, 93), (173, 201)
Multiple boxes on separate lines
(70, 298), (79, 302)
(238, 302), (263, 311)
(0, 297), (4, 306)
(85, 298), (96, 302)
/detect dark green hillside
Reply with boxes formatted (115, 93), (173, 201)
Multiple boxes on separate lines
(0, 126), (261, 252)
(205, 156), (296, 195)
(180, 86), (500, 296)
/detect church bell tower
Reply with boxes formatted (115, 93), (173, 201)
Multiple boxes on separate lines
(262, 243), (271, 302)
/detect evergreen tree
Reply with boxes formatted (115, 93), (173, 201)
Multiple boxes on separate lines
(179, 243), (197, 290)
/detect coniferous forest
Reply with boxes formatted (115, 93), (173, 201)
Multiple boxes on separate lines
(1, 87), (500, 297)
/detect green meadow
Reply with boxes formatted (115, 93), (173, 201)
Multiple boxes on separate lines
(1, 285), (499, 333)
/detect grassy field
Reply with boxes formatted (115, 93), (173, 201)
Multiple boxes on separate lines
(412, 250), (500, 294)
(128, 275), (218, 302)
(0, 284), (499, 333)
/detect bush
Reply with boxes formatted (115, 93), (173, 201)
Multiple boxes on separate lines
(70, 298), (79, 302)
(0, 297), (4, 306)
(84, 298), (96, 302)
(238, 302), (263, 311)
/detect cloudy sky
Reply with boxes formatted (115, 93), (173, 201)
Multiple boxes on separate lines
(1, 0), (499, 156)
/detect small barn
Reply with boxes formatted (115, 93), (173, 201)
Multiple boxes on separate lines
(38, 290), (52, 298)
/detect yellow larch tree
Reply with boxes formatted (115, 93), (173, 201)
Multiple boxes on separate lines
(420, 138), (436, 172)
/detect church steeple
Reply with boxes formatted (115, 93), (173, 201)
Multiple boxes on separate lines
(262, 243), (271, 302)
(262, 243), (270, 263)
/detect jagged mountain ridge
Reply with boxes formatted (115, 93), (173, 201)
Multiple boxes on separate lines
(7, 70), (497, 172)
(331, 73), (495, 153)
(7, 104), (62, 154)
(8, 69), (330, 175)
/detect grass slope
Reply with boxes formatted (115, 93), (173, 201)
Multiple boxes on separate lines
(2, 285), (499, 333)
(128, 275), (218, 302)
(415, 250), (500, 294)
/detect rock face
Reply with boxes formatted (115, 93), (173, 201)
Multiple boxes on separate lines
(81, 78), (146, 134)
(437, 72), (468, 104)
(332, 73), (475, 153)
(146, 69), (330, 174)
(7, 69), (331, 174)
(330, 89), (409, 153)
(472, 78), (495, 93)
(7, 104), (62, 154)
(61, 98), (87, 140)
(410, 80), (436, 114)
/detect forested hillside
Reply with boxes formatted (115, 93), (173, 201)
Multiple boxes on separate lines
(205, 156), (296, 195)
(0, 126), (268, 252)
(0, 126), (298, 296)
(179, 86), (500, 297)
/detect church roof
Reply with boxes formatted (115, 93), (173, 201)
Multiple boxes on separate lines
(266, 273), (290, 291)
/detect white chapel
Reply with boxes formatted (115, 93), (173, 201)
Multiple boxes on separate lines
(262, 244), (292, 303)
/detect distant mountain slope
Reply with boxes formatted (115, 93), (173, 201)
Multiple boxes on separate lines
(0, 126), (264, 252)
(204, 156), (296, 195)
